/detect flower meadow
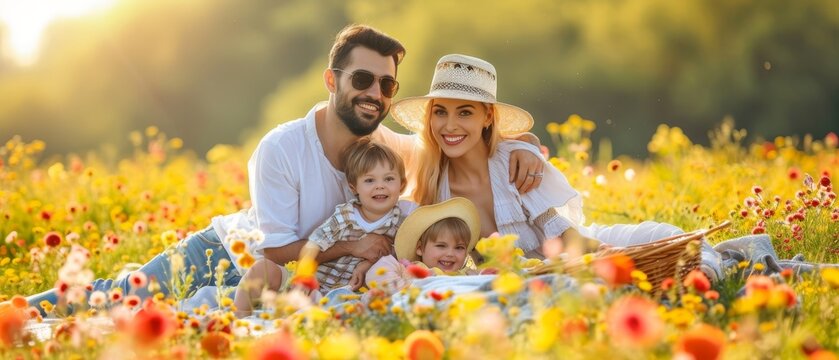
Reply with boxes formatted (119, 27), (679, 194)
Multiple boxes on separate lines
(1, 119), (838, 359)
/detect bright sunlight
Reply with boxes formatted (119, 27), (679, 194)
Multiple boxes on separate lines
(0, 0), (117, 66)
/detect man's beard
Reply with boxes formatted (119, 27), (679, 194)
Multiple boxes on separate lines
(335, 89), (388, 136)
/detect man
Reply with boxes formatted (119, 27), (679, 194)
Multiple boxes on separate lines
(27, 25), (544, 314)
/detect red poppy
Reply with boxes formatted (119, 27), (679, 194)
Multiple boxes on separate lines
(206, 317), (232, 334)
(407, 264), (431, 279)
(683, 269), (711, 292)
(130, 304), (176, 346)
(44, 231), (62, 248)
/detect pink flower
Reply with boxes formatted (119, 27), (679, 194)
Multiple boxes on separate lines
(129, 271), (148, 289)
(124, 295), (141, 308)
(606, 295), (664, 348)
(247, 332), (306, 360)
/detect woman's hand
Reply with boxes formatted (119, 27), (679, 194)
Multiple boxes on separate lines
(509, 149), (545, 194)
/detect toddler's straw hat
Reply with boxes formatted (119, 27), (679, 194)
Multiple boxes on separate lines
(394, 197), (481, 262)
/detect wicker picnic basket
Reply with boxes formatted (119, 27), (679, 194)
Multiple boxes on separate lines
(529, 221), (730, 289)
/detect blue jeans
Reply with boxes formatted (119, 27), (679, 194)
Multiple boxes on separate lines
(28, 227), (242, 316)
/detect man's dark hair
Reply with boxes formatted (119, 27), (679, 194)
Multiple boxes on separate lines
(329, 24), (405, 71)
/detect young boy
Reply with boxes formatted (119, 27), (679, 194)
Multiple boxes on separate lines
(234, 138), (416, 316)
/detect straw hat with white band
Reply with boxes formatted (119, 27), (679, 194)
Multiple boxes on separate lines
(390, 54), (534, 135)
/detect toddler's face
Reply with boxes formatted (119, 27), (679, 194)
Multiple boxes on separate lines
(416, 229), (468, 272)
(352, 161), (402, 218)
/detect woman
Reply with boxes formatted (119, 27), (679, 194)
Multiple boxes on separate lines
(391, 54), (723, 278)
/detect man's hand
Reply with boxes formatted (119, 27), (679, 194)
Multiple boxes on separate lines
(344, 233), (392, 262)
(510, 149), (545, 194)
(349, 260), (373, 290)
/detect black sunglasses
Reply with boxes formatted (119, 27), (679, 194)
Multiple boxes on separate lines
(331, 68), (399, 98)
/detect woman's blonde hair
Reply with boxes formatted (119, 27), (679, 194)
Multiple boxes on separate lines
(415, 217), (471, 254)
(411, 101), (502, 205)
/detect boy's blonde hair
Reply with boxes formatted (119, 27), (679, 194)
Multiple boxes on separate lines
(415, 217), (471, 253)
(342, 137), (407, 193)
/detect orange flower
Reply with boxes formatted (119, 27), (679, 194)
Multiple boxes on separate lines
(745, 275), (774, 296)
(674, 323), (726, 360)
(130, 303), (176, 346)
(230, 240), (247, 255)
(404, 330), (445, 360)
(562, 318), (589, 339)
(704, 290), (720, 301)
(683, 269), (711, 292)
(238, 253), (256, 268)
(594, 254), (635, 287)
(774, 284), (797, 308)
(660, 277), (675, 291)
(0, 304), (25, 347)
(605, 295), (664, 348)
(201, 332), (233, 358)
(10, 295), (27, 309)
(291, 275), (319, 291)
(809, 350), (838, 360)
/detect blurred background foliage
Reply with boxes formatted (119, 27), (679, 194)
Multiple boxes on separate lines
(1, 0), (837, 158)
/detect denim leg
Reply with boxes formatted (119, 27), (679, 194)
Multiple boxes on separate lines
(28, 226), (241, 316)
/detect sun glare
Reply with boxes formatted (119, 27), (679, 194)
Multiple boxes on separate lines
(0, 0), (118, 66)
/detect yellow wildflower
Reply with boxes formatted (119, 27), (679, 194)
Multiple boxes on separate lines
(821, 268), (839, 288)
(492, 272), (524, 295)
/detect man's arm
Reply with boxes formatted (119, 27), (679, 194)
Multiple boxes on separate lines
(502, 133), (546, 194)
(508, 132), (541, 148)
